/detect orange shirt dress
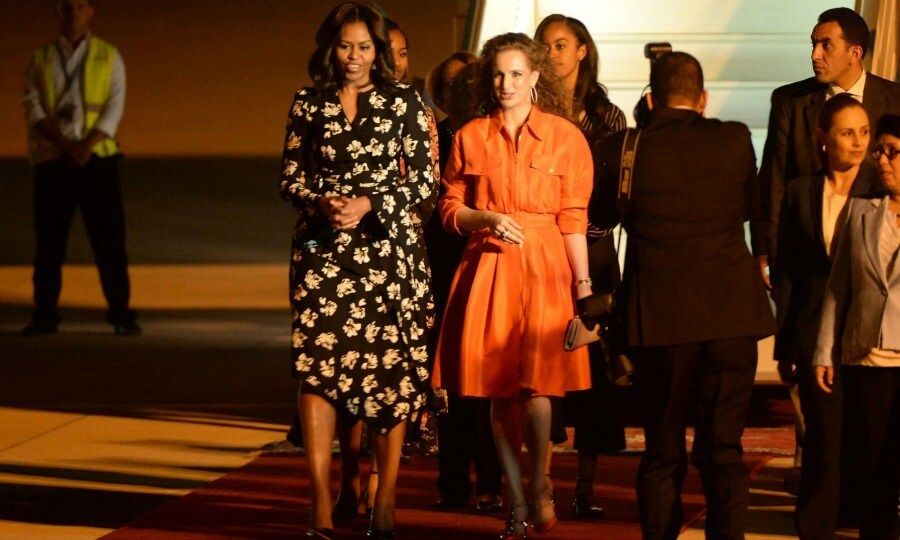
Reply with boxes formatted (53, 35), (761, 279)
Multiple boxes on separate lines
(433, 106), (593, 398)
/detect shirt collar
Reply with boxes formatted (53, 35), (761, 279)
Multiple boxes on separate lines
(57, 31), (92, 57)
(488, 105), (548, 141)
(827, 70), (866, 102)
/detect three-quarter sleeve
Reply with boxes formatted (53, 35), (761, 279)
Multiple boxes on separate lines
(438, 130), (467, 235)
(557, 131), (593, 234)
(280, 89), (321, 212)
(368, 88), (437, 231)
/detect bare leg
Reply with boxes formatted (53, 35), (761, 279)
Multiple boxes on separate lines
(366, 445), (379, 513)
(522, 395), (556, 528)
(299, 392), (337, 530)
(370, 420), (407, 531)
(334, 418), (363, 517)
(491, 398), (528, 532)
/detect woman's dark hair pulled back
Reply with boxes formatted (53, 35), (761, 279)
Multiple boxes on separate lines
(308, 2), (396, 92)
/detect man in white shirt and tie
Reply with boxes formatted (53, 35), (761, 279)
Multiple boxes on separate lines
(22, 0), (139, 336)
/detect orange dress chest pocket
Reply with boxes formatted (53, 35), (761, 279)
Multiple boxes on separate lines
(529, 154), (566, 209)
(462, 153), (501, 208)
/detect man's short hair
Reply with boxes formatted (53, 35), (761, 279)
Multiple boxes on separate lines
(650, 51), (704, 106)
(817, 7), (869, 59)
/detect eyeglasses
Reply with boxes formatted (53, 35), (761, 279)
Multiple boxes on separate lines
(872, 146), (900, 161)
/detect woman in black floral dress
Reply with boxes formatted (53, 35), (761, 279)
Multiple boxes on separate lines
(280, 3), (437, 538)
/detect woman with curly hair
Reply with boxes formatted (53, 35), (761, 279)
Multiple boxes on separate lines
(433, 33), (594, 539)
(534, 14), (627, 520)
(280, 3), (438, 538)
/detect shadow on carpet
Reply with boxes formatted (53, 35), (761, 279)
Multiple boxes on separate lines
(103, 452), (772, 539)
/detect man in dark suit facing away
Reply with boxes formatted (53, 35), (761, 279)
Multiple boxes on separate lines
(760, 6), (900, 268)
(759, 8), (899, 539)
(592, 52), (775, 540)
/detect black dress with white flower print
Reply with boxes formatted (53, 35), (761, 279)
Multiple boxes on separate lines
(280, 84), (438, 434)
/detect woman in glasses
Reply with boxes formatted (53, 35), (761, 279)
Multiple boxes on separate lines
(813, 113), (900, 540)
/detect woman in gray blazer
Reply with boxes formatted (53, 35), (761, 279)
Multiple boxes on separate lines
(774, 93), (884, 539)
(814, 114), (900, 539)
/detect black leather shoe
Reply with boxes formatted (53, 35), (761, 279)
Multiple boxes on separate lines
(475, 495), (503, 513)
(572, 498), (604, 519)
(304, 528), (335, 539)
(21, 320), (58, 335)
(113, 321), (142, 336)
(435, 497), (468, 510)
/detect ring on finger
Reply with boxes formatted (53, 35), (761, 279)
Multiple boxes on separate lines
(500, 230), (510, 239)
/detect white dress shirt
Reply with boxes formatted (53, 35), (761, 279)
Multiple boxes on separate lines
(826, 70), (866, 102)
(821, 179), (848, 257)
(22, 33), (126, 163)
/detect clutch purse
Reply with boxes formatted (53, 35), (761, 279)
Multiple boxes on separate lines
(564, 316), (602, 351)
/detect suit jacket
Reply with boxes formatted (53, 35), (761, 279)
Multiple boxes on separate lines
(593, 108), (775, 347)
(814, 196), (900, 366)
(773, 164), (885, 365)
(759, 73), (900, 262)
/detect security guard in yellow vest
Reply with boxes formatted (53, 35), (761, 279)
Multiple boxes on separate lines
(22, 0), (139, 335)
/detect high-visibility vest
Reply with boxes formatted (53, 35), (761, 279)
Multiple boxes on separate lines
(33, 36), (120, 157)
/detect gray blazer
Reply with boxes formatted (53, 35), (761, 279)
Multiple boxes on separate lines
(814, 196), (900, 366)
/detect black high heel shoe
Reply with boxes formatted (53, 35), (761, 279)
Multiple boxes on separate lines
(331, 488), (361, 521)
(304, 527), (335, 539)
(367, 507), (394, 540)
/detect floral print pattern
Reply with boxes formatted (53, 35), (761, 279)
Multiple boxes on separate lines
(280, 84), (439, 434)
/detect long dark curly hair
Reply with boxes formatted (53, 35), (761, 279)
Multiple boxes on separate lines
(308, 2), (397, 92)
(469, 33), (570, 121)
(534, 14), (613, 119)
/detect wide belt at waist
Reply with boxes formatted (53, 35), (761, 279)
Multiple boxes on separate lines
(499, 212), (557, 228)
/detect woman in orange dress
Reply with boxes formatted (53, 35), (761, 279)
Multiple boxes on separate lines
(433, 32), (593, 539)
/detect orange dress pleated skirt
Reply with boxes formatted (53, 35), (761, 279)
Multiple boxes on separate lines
(433, 211), (591, 398)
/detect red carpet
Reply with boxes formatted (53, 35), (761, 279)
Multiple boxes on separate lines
(103, 445), (777, 539)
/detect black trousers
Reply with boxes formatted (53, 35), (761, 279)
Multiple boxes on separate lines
(32, 156), (134, 324)
(842, 366), (900, 540)
(436, 393), (502, 502)
(795, 359), (843, 540)
(571, 339), (627, 454)
(633, 336), (758, 540)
